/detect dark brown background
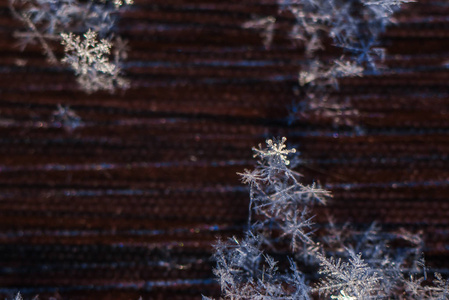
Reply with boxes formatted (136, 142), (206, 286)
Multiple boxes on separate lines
(0, 0), (448, 299)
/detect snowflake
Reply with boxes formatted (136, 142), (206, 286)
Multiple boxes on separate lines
(61, 29), (128, 93)
(253, 137), (296, 166)
(51, 104), (83, 131)
(9, 0), (132, 93)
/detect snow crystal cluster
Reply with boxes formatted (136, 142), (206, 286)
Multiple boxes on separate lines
(9, 0), (131, 93)
(206, 137), (448, 299)
(244, 0), (414, 126)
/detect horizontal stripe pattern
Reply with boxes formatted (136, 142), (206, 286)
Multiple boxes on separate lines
(0, 0), (448, 299)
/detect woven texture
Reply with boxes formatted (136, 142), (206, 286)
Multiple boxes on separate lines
(0, 0), (448, 299)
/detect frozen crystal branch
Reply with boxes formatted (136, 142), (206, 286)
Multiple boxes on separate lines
(51, 104), (83, 131)
(314, 251), (382, 300)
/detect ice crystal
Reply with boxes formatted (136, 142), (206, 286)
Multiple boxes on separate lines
(363, 0), (416, 13)
(207, 137), (444, 299)
(314, 251), (382, 299)
(242, 16), (276, 49)
(9, 0), (131, 93)
(100, 0), (134, 9)
(206, 232), (311, 300)
(252, 137), (297, 166)
(61, 30), (128, 93)
(331, 290), (356, 300)
(51, 104), (83, 131)
(404, 272), (449, 299)
(246, 138), (330, 252)
(243, 0), (413, 125)
(9, 0), (126, 58)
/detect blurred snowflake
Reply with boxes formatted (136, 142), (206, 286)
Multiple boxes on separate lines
(51, 104), (83, 131)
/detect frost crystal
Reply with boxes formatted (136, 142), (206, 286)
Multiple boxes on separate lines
(61, 30), (128, 93)
(242, 16), (276, 49)
(246, 137), (330, 251)
(315, 251), (382, 299)
(207, 137), (441, 299)
(207, 232), (311, 300)
(331, 290), (356, 300)
(363, 0), (416, 13)
(404, 272), (449, 299)
(243, 0), (413, 125)
(101, 0), (134, 8)
(9, 0), (132, 93)
(51, 104), (83, 131)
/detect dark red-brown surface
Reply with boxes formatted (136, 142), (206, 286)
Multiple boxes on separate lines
(0, 0), (449, 299)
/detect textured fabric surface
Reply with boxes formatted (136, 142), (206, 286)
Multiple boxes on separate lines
(0, 0), (448, 299)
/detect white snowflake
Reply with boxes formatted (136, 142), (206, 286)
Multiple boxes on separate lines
(61, 30), (128, 93)
(253, 137), (296, 166)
